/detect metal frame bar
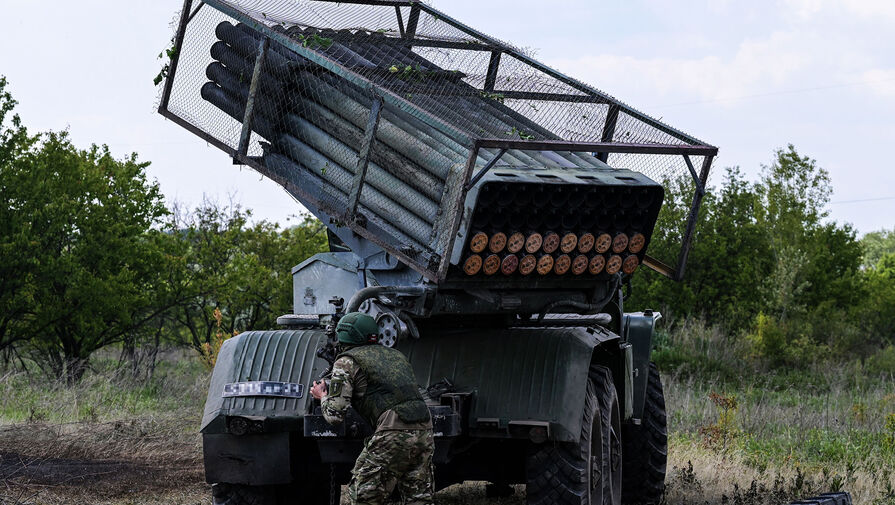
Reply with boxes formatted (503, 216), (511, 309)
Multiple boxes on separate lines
(395, 5), (405, 37)
(642, 255), (674, 279)
(187, 1), (206, 22)
(466, 148), (506, 190)
(160, 108), (236, 157)
(682, 155), (705, 195)
(475, 139), (718, 157)
(437, 144), (482, 280)
(158, 0), (194, 112)
(312, 0), (410, 5)
(349, 95), (384, 217)
(405, 4), (421, 40)
(674, 154), (713, 281)
(236, 36), (269, 158)
(484, 51), (502, 92)
(282, 0), (713, 148)
(596, 104), (620, 163)
(498, 90), (604, 103)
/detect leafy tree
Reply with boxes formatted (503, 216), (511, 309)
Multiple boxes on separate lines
(9, 131), (169, 382)
(857, 253), (895, 347)
(0, 76), (40, 355)
(169, 202), (327, 352)
(861, 229), (895, 270)
(628, 167), (772, 324)
(629, 145), (864, 359)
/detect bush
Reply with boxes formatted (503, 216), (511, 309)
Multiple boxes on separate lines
(867, 346), (895, 378)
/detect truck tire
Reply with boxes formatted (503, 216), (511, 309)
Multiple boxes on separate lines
(526, 365), (621, 505)
(620, 362), (667, 505)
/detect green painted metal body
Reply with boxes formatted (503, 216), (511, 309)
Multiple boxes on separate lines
(398, 326), (615, 443)
(201, 329), (328, 434)
(201, 325), (622, 442)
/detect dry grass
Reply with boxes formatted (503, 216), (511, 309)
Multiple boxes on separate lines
(0, 353), (208, 505)
(1, 341), (893, 505)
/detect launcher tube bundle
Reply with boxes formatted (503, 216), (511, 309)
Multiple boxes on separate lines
(159, 0), (716, 286)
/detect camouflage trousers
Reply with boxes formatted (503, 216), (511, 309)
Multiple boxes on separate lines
(347, 428), (435, 505)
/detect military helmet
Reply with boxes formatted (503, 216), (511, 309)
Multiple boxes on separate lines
(336, 312), (379, 345)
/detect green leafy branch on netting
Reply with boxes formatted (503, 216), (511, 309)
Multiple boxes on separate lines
(480, 91), (505, 103)
(388, 63), (431, 82)
(297, 33), (334, 50)
(153, 41), (179, 86)
(506, 126), (534, 140)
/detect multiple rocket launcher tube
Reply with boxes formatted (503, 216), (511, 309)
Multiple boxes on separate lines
(463, 231), (644, 277)
(201, 21), (614, 262)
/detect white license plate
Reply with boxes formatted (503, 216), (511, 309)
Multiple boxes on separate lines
(223, 381), (304, 398)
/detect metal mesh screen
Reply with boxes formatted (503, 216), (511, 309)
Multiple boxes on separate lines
(160, 0), (716, 281)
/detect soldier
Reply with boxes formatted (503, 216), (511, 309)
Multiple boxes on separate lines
(310, 312), (435, 505)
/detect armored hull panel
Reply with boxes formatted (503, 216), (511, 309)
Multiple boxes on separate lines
(159, 0), (716, 282)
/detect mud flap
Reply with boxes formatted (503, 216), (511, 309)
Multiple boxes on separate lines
(203, 432), (291, 485)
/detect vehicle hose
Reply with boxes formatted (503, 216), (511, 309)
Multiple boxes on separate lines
(537, 273), (622, 323)
(345, 286), (428, 313)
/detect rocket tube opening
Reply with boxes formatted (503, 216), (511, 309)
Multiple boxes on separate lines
(506, 232), (525, 254)
(571, 254), (589, 275)
(524, 232), (543, 254)
(606, 255), (623, 275)
(588, 255), (606, 275)
(560, 232), (578, 254)
(469, 231), (489, 253)
(542, 232), (560, 254)
(628, 233), (646, 254)
(500, 254), (519, 275)
(578, 232), (595, 254)
(519, 254), (537, 275)
(483, 254), (501, 275)
(622, 254), (640, 275)
(594, 233), (612, 254)
(554, 254), (571, 275)
(536, 254), (554, 275)
(489, 232), (508, 254)
(612, 233), (629, 254)
(463, 255), (483, 275)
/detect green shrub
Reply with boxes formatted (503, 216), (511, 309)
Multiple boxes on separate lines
(867, 346), (895, 377)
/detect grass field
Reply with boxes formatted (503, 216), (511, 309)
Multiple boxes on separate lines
(0, 334), (893, 505)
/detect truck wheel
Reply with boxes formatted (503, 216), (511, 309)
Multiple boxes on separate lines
(620, 362), (667, 505)
(526, 365), (621, 505)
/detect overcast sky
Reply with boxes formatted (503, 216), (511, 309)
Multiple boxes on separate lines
(1, 0), (893, 233)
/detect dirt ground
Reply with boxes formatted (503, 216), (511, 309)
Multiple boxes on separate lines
(0, 419), (206, 505)
(0, 419), (522, 505)
(0, 417), (872, 505)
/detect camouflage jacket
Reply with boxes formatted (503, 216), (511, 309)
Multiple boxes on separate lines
(321, 354), (431, 431)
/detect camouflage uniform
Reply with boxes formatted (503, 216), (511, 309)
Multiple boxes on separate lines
(322, 348), (434, 505)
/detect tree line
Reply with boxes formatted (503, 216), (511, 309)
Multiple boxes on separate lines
(0, 77), (327, 382)
(2, 76), (893, 382)
(629, 145), (895, 367)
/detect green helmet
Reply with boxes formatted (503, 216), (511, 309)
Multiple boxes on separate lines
(336, 312), (379, 345)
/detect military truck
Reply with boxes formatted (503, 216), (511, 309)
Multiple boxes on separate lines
(158, 1), (719, 504)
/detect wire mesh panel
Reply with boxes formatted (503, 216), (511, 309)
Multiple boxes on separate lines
(159, 0), (716, 282)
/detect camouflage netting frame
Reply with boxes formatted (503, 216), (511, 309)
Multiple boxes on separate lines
(159, 0), (717, 282)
